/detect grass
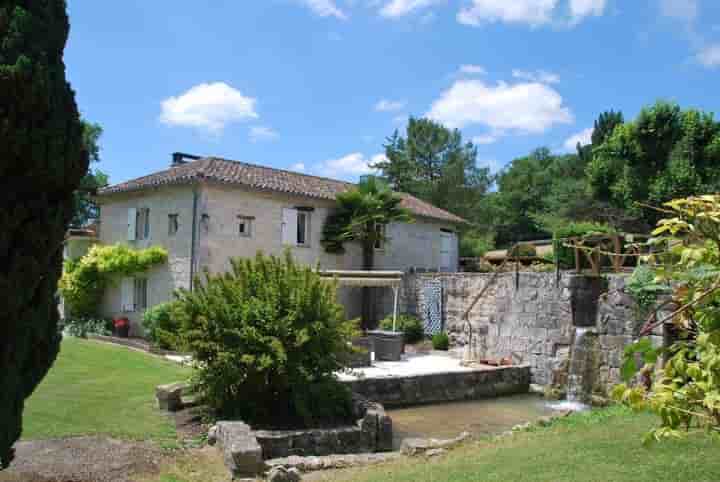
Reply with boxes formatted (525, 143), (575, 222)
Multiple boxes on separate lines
(306, 406), (720, 482)
(22, 337), (191, 444)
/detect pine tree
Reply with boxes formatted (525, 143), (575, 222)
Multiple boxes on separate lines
(0, 1), (88, 468)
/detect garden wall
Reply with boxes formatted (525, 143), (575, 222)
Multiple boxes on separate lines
(400, 272), (663, 392)
(345, 365), (531, 407)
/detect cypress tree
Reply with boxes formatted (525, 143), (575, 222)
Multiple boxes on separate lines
(0, 0), (88, 468)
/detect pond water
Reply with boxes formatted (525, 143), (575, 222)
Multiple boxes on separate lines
(387, 394), (559, 449)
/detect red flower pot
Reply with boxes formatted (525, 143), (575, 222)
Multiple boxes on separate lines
(113, 317), (130, 338)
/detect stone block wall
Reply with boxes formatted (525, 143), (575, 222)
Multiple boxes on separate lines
(401, 271), (656, 392)
(345, 365), (531, 407)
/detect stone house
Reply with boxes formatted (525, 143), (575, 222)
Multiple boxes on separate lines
(85, 153), (465, 334)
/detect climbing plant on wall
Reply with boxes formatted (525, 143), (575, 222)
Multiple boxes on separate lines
(59, 244), (168, 319)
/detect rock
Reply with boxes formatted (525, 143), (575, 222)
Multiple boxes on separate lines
(426, 448), (446, 457)
(591, 395), (610, 407)
(400, 432), (470, 456)
(207, 425), (217, 446)
(267, 466), (302, 482)
(155, 382), (187, 412)
(216, 421), (263, 478)
(511, 422), (531, 432)
(536, 416), (554, 427)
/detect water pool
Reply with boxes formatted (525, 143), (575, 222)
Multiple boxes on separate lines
(388, 394), (559, 449)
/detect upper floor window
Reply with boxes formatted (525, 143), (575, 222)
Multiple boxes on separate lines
(297, 211), (309, 246)
(238, 215), (253, 238)
(128, 207), (150, 241)
(168, 214), (179, 236)
(282, 208), (311, 246)
(137, 208), (150, 240)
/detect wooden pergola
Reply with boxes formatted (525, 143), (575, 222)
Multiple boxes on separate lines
(562, 233), (655, 275)
(319, 270), (404, 331)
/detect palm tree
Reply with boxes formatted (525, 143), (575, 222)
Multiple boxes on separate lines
(322, 177), (413, 328)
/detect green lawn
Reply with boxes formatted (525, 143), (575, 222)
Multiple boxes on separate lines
(22, 337), (191, 443)
(309, 406), (720, 482)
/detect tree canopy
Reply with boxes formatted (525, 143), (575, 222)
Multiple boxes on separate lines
(374, 117), (493, 224)
(72, 121), (108, 227)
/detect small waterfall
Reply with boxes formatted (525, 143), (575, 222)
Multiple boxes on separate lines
(549, 327), (595, 411)
(566, 327), (592, 404)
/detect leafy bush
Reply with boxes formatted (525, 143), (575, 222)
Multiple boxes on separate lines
(614, 196), (720, 443)
(61, 318), (112, 338)
(508, 243), (537, 258)
(552, 222), (613, 269)
(174, 252), (358, 427)
(432, 332), (450, 351)
(379, 314), (424, 343)
(142, 302), (182, 350)
(626, 265), (669, 319)
(59, 244), (167, 318)
(459, 231), (494, 258)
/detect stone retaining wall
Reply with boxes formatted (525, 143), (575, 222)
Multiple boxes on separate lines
(345, 365), (531, 407)
(401, 272), (658, 392)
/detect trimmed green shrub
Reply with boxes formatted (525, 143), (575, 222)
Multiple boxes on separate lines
(552, 222), (613, 269)
(379, 315), (425, 343)
(432, 332), (450, 351)
(142, 302), (182, 351)
(508, 243), (537, 258)
(62, 318), (112, 338)
(174, 252), (359, 427)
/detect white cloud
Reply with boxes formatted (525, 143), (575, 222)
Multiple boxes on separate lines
(160, 82), (258, 133)
(697, 44), (720, 68)
(291, 162), (307, 172)
(457, 0), (558, 27)
(459, 64), (487, 75)
(569, 0), (606, 23)
(393, 115), (408, 124)
(316, 152), (384, 179)
(472, 134), (498, 145)
(379, 0), (443, 18)
(563, 127), (594, 151)
(659, 0), (697, 23)
(249, 126), (279, 142)
(426, 79), (573, 133)
(299, 0), (348, 19)
(375, 99), (406, 112)
(512, 69), (560, 84)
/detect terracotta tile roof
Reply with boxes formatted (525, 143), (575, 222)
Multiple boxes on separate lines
(98, 157), (466, 224)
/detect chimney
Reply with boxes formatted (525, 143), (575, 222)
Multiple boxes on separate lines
(171, 152), (201, 167)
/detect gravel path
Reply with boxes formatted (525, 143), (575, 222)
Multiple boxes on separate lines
(0, 436), (163, 482)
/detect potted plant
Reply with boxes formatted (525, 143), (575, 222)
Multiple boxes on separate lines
(113, 317), (130, 338)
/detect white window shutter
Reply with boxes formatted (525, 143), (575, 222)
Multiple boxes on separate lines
(127, 208), (137, 241)
(281, 208), (298, 245)
(121, 277), (134, 312)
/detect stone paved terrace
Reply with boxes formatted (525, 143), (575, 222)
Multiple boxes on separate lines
(337, 351), (486, 381)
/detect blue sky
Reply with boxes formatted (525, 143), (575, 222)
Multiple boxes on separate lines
(65, 0), (720, 185)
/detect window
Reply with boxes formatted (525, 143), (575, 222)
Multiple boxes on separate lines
(133, 278), (148, 311)
(136, 208), (150, 240)
(121, 277), (148, 312)
(282, 208), (311, 246)
(168, 214), (179, 236)
(297, 211), (309, 245)
(374, 223), (386, 250)
(237, 215), (253, 238)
